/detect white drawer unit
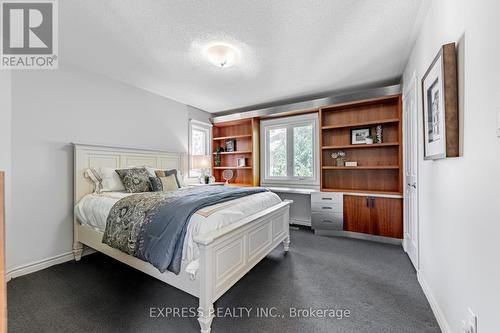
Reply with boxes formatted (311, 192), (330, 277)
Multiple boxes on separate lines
(311, 192), (344, 230)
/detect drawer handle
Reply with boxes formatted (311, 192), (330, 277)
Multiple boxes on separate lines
(322, 219), (334, 223)
(321, 197), (333, 200)
(321, 206), (333, 210)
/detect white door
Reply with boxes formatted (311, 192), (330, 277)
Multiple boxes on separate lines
(403, 73), (419, 269)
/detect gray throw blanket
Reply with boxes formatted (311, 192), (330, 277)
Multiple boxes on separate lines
(102, 186), (267, 274)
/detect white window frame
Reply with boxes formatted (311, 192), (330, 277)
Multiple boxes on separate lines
(188, 119), (212, 178)
(260, 113), (319, 187)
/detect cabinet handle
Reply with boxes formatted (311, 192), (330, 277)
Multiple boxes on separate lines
(322, 219), (334, 223)
(366, 197), (370, 208)
(321, 206), (332, 210)
(322, 197), (333, 200)
(371, 197), (375, 208)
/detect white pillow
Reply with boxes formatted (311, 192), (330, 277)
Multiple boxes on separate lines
(84, 168), (102, 194)
(95, 167), (126, 192)
(176, 169), (186, 187)
(144, 166), (160, 178)
(145, 166), (186, 188)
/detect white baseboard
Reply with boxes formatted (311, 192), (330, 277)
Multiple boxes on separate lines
(6, 248), (95, 282)
(417, 271), (451, 333)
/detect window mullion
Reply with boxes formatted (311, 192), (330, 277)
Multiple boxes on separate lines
(287, 125), (294, 179)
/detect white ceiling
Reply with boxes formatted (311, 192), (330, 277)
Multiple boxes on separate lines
(60, 1), (428, 113)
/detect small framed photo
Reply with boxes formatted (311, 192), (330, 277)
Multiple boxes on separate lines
(236, 158), (246, 167)
(225, 139), (236, 152)
(351, 128), (370, 145)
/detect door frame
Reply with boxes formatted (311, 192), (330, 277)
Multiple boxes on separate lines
(402, 71), (420, 270)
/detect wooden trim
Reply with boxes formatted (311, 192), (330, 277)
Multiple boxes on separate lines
(442, 43), (459, 157)
(421, 43), (459, 159)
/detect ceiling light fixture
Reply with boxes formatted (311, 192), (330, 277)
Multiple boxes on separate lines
(203, 43), (240, 68)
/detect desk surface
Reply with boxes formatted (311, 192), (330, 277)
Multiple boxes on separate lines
(265, 187), (318, 195)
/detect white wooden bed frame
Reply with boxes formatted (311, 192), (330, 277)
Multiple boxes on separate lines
(73, 143), (291, 333)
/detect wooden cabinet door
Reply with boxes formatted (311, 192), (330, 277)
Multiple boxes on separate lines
(343, 195), (371, 234)
(370, 197), (403, 238)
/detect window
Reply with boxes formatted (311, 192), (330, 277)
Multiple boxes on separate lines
(189, 120), (212, 178)
(261, 113), (319, 186)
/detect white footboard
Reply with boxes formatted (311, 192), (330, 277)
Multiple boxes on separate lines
(195, 200), (291, 333)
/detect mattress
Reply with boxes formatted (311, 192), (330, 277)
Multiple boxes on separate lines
(74, 187), (281, 274)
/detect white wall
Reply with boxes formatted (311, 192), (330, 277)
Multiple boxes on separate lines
(402, 1), (500, 331)
(7, 64), (210, 274)
(0, 69), (12, 270)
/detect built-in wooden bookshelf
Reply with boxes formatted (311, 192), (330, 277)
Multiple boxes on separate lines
(212, 118), (260, 187)
(320, 95), (403, 195)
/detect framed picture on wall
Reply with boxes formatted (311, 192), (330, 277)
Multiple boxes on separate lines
(422, 43), (459, 160)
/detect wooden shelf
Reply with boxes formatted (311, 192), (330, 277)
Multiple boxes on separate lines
(212, 151), (252, 155)
(321, 118), (400, 130)
(213, 134), (252, 140)
(322, 143), (399, 150)
(212, 118), (260, 186)
(321, 188), (402, 196)
(320, 95), (403, 195)
(225, 183), (253, 187)
(213, 166), (252, 170)
(322, 166), (400, 170)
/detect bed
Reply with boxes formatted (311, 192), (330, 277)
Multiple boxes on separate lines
(72, 143), (291, 333)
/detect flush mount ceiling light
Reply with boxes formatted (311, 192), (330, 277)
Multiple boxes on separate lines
(203, 43), (240, 68)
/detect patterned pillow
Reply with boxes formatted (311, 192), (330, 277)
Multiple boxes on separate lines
(149, 177), (163, 192)
(159, 175), (179, 191)
(115, 167), (151, 193)
(155, 169), (181, 188)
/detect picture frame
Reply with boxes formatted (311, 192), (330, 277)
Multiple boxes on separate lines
(236, 158), (246, 167)
(225, 139), (236, 152)
(351, 128), (371, 145)
(422, 43), (459, 160)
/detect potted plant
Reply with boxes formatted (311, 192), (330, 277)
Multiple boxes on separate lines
(215, 146), (224, 167)
(331, 151), (346, 166)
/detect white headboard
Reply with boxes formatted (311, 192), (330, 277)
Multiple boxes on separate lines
(73, 143), (186, 203)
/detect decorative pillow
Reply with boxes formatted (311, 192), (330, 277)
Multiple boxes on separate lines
(155, 169), (181, 188)
(85, 168), (103, 194)
(95, 167), (126, 192)
(115, 167), (152, 193)
(144, 166), (160, 178)
(149, 177), (163, 192)
(159, 175), (179, 192)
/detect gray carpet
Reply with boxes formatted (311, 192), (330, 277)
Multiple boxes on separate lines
(8, 228), (439, 333)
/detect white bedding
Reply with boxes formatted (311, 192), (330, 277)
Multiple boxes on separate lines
(74, 187), (281, 274)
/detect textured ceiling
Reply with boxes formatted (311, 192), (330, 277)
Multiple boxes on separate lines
(60, 1), (428, 113)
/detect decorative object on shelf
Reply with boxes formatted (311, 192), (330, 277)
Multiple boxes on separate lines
(345, 161), (358, 167)
(365, 135), (374, 144)
(331, 151), (346, 166)
(351, 128), (371, 145)
(222, 169), (234, 184)
(214, 146), (224, 167)
(209, 175), (216, 184)
(225, 139), (236, 152)
(203, 175), (210, 184)
(375, 125), (383, 143)
(236, 158), (246, 167)
(422, 42), (459, 160)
